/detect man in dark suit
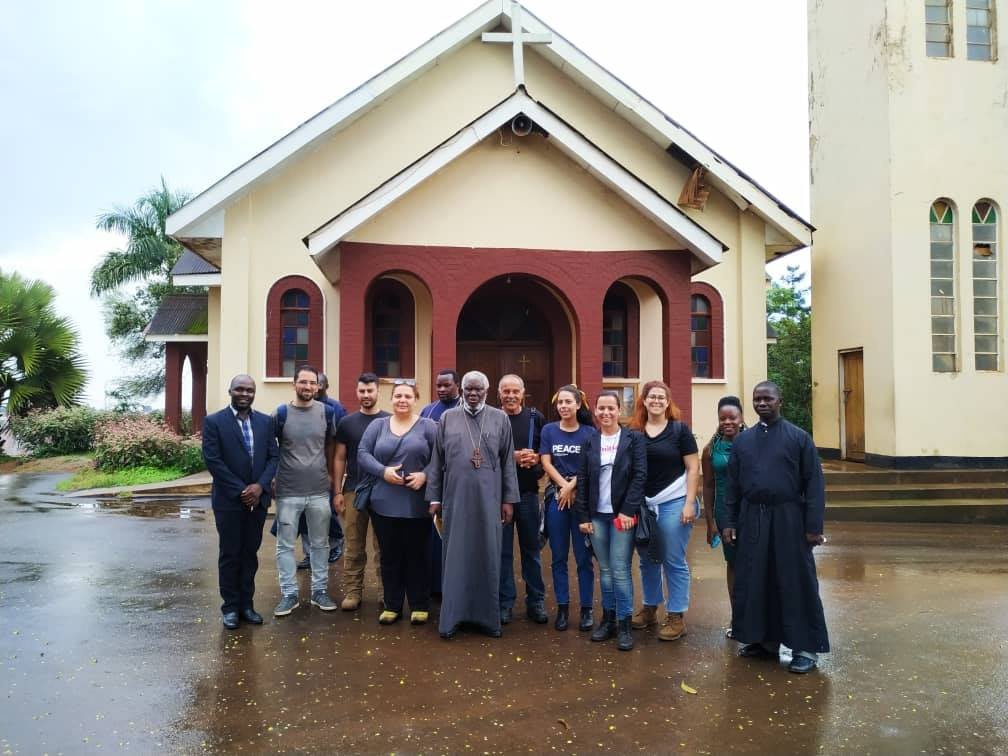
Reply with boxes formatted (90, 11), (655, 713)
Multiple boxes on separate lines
(202, 374), (279, 629)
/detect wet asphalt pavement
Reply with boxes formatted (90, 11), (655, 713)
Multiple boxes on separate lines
(1, 472), (1007, 755)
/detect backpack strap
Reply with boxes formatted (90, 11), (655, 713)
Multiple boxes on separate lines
(275, 403), (288, 442)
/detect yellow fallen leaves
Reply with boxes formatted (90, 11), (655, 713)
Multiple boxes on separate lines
(680, 682), (697, 695)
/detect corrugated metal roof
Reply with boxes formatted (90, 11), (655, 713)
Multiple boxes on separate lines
(170, 248), (220, 276)
(145, 294), (209, 336)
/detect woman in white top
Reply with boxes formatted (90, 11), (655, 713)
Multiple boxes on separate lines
(574, 391), (647, 651)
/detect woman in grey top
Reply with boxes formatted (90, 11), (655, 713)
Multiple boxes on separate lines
(358, 380), (438, 625)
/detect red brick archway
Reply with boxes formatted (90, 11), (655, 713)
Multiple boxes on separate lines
(336, 242), (693, 422)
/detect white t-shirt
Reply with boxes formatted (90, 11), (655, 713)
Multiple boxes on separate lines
(597, 429), (621, 514)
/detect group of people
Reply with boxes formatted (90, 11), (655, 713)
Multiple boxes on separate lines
(203, 366), (829, 672)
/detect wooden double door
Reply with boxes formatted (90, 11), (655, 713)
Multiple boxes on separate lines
(455, 344), (551, 417)
(841, 349), (865, 461)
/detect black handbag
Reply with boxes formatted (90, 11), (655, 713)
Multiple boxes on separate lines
(635, 505), (662, 563)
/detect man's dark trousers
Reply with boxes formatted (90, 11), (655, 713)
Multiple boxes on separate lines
(500, 491), (546, 610)
(215, 506), (269, 614)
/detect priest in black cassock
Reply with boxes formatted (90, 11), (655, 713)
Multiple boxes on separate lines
(426, 370), (519, 639)
(722, 381), (829, 674)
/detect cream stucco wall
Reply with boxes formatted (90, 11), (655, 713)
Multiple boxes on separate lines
(207, 36), (780, 423)
(809, 0), (1008, 459)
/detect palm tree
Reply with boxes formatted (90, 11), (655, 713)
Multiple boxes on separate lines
(0, 270), (87, 451)
(90, 177), (192, 295)
(90, 178), (193, 402)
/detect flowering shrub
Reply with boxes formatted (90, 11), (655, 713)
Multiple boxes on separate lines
(10, 406), (113, 456)
(93, 415), (202, 472)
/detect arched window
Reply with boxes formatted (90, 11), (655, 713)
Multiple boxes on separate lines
(266, 276), (324, 378)
(930, 200), (957, 372)
(602, 282), (639, 378)
(972, 200), (999, 370)
(691, 295), (712, 378)
(366, 278), (415, 378)
(690, 283), (724, 379)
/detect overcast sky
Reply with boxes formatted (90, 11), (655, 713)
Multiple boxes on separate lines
(0, 0), (809, 407)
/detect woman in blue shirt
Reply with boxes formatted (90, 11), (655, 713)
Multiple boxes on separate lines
(539, 384), (595, 632)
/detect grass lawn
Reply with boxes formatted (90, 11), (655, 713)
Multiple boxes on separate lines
(56, 465), (191, 492)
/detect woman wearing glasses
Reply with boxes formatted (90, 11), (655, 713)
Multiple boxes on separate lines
(574, 390), (646, 650)
(629, 380), (700, 642)
(357, 380), (438, 625)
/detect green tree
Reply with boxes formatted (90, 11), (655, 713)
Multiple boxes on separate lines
(766, 265), (812, 434)
(90, 178), (193, 403)
(0, 270), (87, 451)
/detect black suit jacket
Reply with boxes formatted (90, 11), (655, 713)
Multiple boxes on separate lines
(574, 428), (647, 523)
(202, 407), (279, 511)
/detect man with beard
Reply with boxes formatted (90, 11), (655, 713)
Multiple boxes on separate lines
(272, 366), (339, 616)
(332, 372), (389, 611)
(722, 380), (829, 674)
(497, 374), (548, 625)
(426, 371), (519, 639)
(202, 374), (279, 629)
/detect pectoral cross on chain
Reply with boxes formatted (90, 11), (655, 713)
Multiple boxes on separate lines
(471, 447), (483, 469)
(482, 1), (553, 88)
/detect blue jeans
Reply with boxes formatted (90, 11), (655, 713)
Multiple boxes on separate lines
(546, 495), (594, 607)
(276, 494), (331, 595)
(637, 496), (695, 613)
(589, 516), (635, 618)
(500, 491), (546, 609)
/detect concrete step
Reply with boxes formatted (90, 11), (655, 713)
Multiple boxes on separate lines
(826, 499), (1008, 524)
(826, 482), (1008, 501)
(824, 468), (1008, 486)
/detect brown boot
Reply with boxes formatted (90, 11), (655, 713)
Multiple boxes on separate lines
(659, 612), (686, 641)
(340, 593), (361, 611)
(631, 604), (658, 630)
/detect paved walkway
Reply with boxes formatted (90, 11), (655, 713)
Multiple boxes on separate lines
(2, 472), (1007, 754)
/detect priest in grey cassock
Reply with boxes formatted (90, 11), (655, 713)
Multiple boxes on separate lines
(426, 370), (519, 639)
(722, 380), (829, 675)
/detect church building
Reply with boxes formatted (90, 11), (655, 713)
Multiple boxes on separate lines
(809, 0), (1006, 467)
(163, 1), (811, 440)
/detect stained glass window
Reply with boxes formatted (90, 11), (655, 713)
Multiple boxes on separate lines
(691, 294), (712, 378)
(926, 0), (953, 57)
(372, 292), (402, 378)
(930, 200), (957, 372)
(972, 201), (999, 370)
(602, 293), (627, 378)
(966, 0), (995, 61)
(280, 289), (311, 377)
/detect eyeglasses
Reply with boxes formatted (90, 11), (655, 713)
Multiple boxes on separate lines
(645, 394), (669, 401)
(393, 379), (416, 386)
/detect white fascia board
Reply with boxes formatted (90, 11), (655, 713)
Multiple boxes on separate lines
(143, 334), (209, 343)
(514, 6), (812, 248)
(171, 273), (222, 287)
(307, 92), (722, 267)
(306, 97), (525, 257)
(165, 1), (505, 238)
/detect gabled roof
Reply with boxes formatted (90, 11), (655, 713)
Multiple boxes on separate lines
(144, 294), (209, 342)
(166, 1), (810, 255)
(305, 90), (726, 271)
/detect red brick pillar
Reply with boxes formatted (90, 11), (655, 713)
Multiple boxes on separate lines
(338, 257), (368, 413)
(661, 258), (693, 426)
(188, 343), (208, 436)
(164, 342), (184, 433)
(575, 285), (605, 408)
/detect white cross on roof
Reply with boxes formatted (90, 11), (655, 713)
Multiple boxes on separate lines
(481, 1), (552, 88)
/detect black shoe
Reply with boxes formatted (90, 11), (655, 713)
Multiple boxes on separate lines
(296, 555), (311, 570)
(222, 612), (240, 630)
(483, 625), (503, 638)
(579, 606), (594, 631)
(440, 625), (458, 640)
(527, 603), (548, 624)
(789, 655), (818, 674)
(328, 543), (343, 563)
(240, 608), (263, 625)
(617, 616), (634, 651)
(591, 609), (617, 642)
(738, 643), (776, 659)
(500, 606), (513, 625)
(554, 603), (569, 631)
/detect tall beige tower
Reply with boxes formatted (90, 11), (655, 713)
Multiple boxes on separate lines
(809, 0), (1007, 467)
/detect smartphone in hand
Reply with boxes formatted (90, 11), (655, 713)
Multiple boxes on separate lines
(710, 533), (722, 549)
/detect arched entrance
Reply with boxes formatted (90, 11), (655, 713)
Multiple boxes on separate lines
(456, 276), (573, 416)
